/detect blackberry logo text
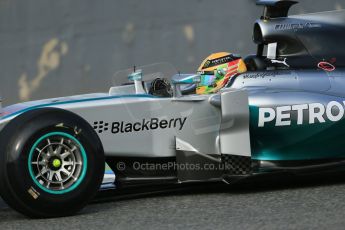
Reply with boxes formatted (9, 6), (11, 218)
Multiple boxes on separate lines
(93, 117), (187, 134)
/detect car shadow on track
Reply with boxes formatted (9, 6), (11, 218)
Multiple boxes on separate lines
(1, 171), (345, 220)
(94, 171), (345, 203)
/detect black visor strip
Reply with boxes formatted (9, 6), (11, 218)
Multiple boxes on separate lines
(202, 54), (240, 69)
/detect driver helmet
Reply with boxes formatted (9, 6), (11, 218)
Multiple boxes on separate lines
(196, 52), (247, 94)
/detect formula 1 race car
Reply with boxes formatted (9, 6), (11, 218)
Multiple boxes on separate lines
(1, 0), (345, 218)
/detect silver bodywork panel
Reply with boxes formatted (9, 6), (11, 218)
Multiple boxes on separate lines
(68, 95), (222, 158)
(220, 89), (251, 157)
(1, 68), (345, 161)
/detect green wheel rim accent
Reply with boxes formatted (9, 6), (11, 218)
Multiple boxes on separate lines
(28, 132), (88, 195)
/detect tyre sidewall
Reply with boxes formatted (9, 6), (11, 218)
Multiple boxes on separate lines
(0, 108), (105, 217)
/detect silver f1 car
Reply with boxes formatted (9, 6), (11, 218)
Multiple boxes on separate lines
(1, 0), (345, 218)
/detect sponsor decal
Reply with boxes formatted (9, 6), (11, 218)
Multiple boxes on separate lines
(275, 22), (321, 31)
(271, 58), (290, 68)
(318, 61), (335, 72)
(93, 121), (109, 133)
(203, 60), (211, 69)
(28, 187), (40, 199)
(93, 117), (187, 134)
(242, 71), (286, 79)
(258, 101), (345, 127)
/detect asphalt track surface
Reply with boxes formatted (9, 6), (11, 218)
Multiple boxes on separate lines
(1, 173), (345, 230)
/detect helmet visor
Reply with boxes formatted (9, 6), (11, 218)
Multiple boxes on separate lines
(199, 74), (216, 87)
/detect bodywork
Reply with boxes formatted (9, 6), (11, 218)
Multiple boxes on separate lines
(1, 68), (345, 185)
(1, 1), (345, 187)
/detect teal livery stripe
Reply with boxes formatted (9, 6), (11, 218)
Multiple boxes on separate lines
(249, 105), (345, 161)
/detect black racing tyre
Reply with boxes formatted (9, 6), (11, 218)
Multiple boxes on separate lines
(0, 108), (105, 218)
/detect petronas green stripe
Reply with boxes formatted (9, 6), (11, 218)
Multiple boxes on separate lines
(249, 106), (345, 161)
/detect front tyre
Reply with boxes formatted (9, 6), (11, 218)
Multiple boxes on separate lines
(0, 108), (105, 218)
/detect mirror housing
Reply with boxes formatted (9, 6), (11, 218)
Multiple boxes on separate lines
(172, 74), (200, 97)
(128, 70), (146, 94)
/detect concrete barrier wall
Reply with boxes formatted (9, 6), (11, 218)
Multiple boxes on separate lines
(0, 0), (343, 105)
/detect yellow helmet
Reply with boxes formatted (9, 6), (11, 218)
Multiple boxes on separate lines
(196, 52), (247, 94)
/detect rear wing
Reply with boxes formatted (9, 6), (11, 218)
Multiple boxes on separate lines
(256, 0), (298, 19)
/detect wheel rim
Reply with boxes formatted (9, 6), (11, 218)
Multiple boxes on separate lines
(28, 132), (87, 194)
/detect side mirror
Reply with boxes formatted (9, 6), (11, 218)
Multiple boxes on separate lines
(171, 74), (200, 97)
(128, 70), (146, 94)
